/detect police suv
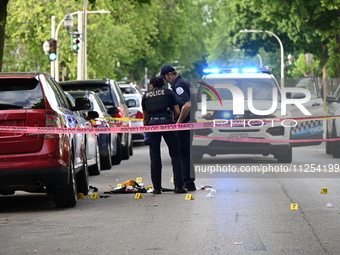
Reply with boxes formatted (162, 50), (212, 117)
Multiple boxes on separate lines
(192, 68), (324, 163)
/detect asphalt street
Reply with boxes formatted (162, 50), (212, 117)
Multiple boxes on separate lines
(1, 140), (340, 255)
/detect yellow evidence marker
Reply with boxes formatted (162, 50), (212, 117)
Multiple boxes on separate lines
(91, 193), (100, 199)
(134, 193), (144, 199)
(136, 177), (143, 183)
(77, 193), (86, 199)
(321, 188), (328, 194)
(171, 177), (174, 183)
(185, 194), (194, 200)
(116, 183), (123, 188)
(290, 203), (298, 210)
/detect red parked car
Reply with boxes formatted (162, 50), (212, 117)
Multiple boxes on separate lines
(0, 72), (92, 208)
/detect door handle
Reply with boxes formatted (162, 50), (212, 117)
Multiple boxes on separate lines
(312, 103), (320, 107)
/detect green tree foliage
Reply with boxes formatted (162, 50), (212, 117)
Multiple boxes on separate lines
(3, 0), (210, 83)
(2, 0), (340, 82)
(0, 0), (9, 71)
(288, 53), (321, 78)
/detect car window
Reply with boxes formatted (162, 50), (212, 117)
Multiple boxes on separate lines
(334, 85), (340, 97)
(46, 78), (71, 109)
(197, 78), (279, 101)
(294, 77), (318, 99)
(92, 94), (108, 114)
(112, 82), (126, 105)
(120, 86), (138, 94)
(61, 83), (119, 107)
(0, 78), (45, 109)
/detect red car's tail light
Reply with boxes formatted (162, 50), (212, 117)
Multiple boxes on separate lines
(131, 111), (144, 119)
(45, 113), (62, 139)
(113, 106), (124, 118)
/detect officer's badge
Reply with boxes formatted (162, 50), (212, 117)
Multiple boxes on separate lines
(176, 87), (184, 95)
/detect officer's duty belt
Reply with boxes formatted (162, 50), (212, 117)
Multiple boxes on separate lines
(150, 116), (169, 120)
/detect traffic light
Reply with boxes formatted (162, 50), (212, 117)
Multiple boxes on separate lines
(48, 39), (57, 61)
(72, 32), (80, 53)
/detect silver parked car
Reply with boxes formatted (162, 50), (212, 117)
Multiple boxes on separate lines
(118, 82), (144, 140)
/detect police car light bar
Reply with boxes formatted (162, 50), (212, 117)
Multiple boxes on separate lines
(203, 68), (271, 74)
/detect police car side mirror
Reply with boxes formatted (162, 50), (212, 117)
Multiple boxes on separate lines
(326, 95), (339, 104)
(126, 99), (136, 108)
(292, 92), (306, 99)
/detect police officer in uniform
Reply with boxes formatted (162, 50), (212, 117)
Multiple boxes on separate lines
(158, 65), (197, 191)
(142, 77), (187, 194)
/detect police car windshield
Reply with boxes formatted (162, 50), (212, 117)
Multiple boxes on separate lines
(198, 78), (280, 101)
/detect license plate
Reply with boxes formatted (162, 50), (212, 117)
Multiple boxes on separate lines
(230, 134), (248, 139)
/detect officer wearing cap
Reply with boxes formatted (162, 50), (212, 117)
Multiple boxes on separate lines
(142, 77), (187, 194)
(158, 65), (197, 191)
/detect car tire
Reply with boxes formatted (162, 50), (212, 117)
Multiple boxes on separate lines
(122, 134), (130, 160)
(54, 152), (77, 208)
(112, 135), (122, 165)
(101, 141), (112, 170)
(89, 142), (101, 175)
(331, 126), (340, 158)
(192, 153), (203, 163)
(77, 153), (89, 195)
(277, 146), (293, 163)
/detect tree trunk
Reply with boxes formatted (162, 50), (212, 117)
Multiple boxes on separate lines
(0, 0), (9, 72)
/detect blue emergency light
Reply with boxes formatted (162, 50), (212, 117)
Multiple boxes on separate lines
(203, 67), (271, 74)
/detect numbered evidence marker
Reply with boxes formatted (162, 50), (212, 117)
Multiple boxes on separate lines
(116, 183), (123, 188)
(185, 194), (194, 200)
(136, 177), (143, 183)
(77, 193), (86, 199)
(290, 203), (298, 210)
(134, 193), (144, 199)
(91, 193), (100, 199)
(321, 188), (328, 194)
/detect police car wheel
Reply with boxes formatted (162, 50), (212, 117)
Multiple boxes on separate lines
(331, 126), (340, 158)
(277, 146), (292, 163)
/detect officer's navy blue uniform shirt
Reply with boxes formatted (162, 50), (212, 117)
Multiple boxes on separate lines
(171, 75), (192, 123)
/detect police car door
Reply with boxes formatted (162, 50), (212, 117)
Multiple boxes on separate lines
(288, 76), (324, 146)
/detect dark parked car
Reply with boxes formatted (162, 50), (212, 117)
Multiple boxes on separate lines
(0, 72), (91, 208)
(67, 91), (122, 169)
(60, 79), (133, 160)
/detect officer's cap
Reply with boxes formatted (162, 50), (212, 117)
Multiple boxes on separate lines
(158, 65), (176, 78)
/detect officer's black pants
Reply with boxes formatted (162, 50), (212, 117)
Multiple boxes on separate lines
(177, 129), (195, 185)
(148, 129), (183, 190)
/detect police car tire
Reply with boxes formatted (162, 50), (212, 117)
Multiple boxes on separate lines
(277, 146), (292, 163)
(331, 126), (340, 158)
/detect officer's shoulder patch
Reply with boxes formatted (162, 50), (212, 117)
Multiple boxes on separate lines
(176, 87), (184, 95)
